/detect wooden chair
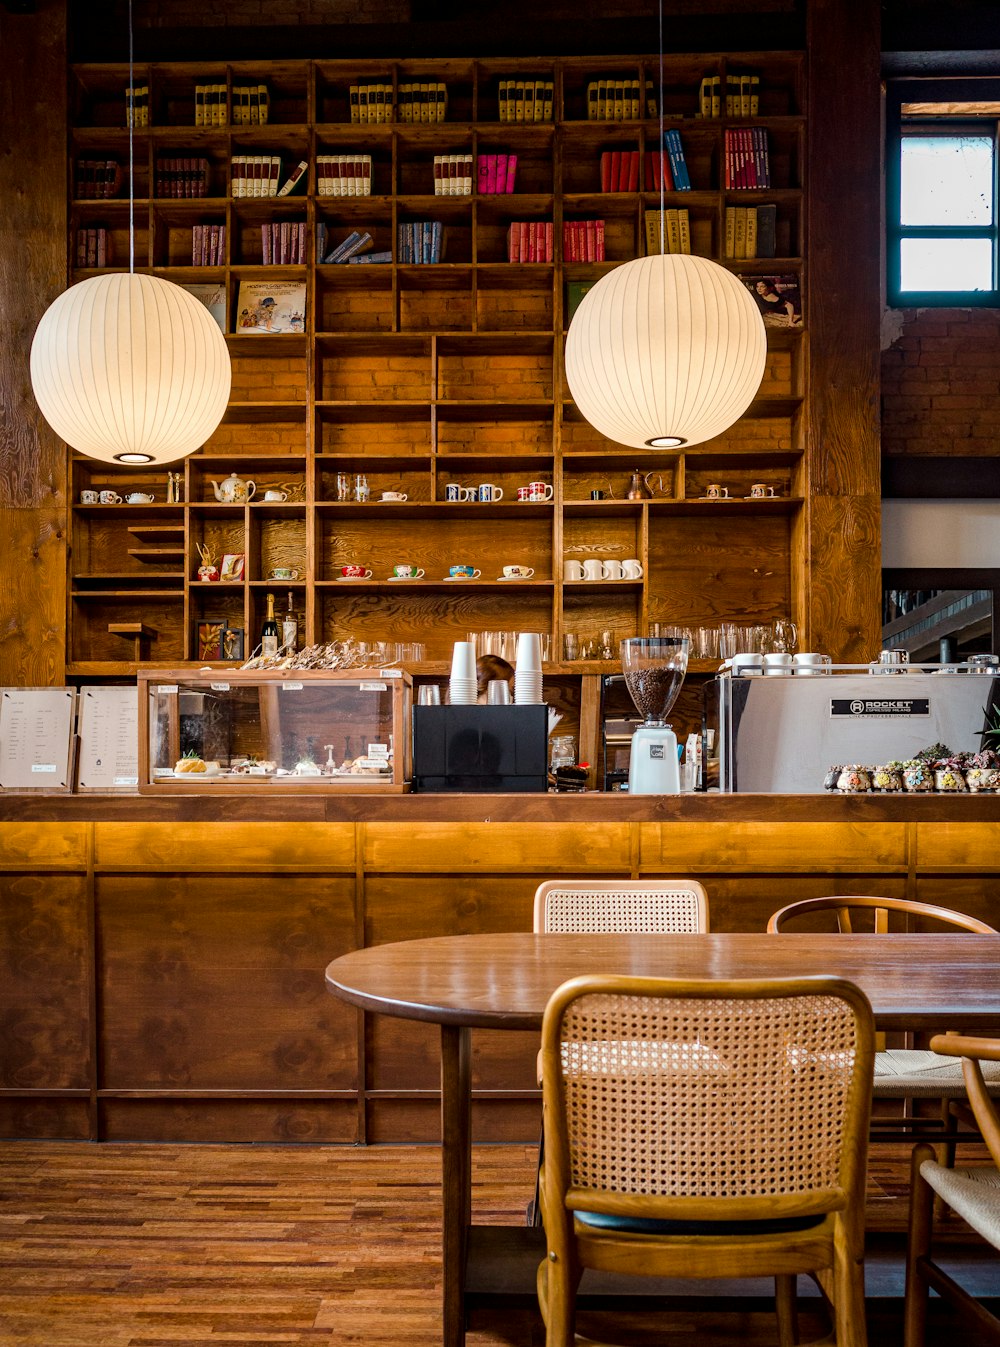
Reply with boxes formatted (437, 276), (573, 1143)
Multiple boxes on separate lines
(527, 878), (709, 1226)
(904, 1033), (1000, 1347)
(767, 896), (1000, 1143)
(537, 973), (875, 1347)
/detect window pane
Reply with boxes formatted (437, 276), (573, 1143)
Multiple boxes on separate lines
(901, 136), (994, 225)
(900, 236), (994, 291)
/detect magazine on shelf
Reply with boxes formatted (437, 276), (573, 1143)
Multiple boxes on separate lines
(739, 273), (802, 328)
(235, 279), (306, 334)
(180, 282), (227, 333)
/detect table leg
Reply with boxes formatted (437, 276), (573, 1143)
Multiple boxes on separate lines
(441, 1023), (472, 1347)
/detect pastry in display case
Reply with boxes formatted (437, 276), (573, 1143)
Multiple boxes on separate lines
(138, 669), (412, 793)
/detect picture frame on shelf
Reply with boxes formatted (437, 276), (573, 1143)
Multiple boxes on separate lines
(219, 553), (245, 581)
(222, 627), (245, 661)
(197, 619), (227, 661)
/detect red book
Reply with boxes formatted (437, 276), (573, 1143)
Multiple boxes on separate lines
(507, 220), (521, 263)
(594, 218), (605, 261)
(545, 219), (553, 262)
(584, 218), (597, 262)
(477, 155), (490, 194)
(504, 154), (517, 193)
(610, 149), (622, 192)
(626, 150), (640, 192)
(600, 151), (612, 192)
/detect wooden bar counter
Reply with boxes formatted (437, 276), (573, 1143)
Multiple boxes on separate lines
(1, 791), (997, 1144)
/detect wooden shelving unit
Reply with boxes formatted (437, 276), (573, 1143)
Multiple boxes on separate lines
(67, 50), (806, 760)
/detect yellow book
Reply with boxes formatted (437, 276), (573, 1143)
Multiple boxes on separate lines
(726, 75), (739, 118)
(629, 76), (640, 119)
(734, 207), (747, 260)
(498, 77), (509, 122)
(644, 209), (663, 256)
(750, 74), (760, 116)
(543, 80), (554, 122)
(514, 79), (525, 123)
(218, 83), (228, 127)
(258, 83), (269, 125)
(724, 207), (736, 259)
(678, 208), (691, 254)
(436, 82), (447, 123)
(597, 78), (607, 120)
(698, 76), (712, 119)
(613, 78), (625, 121)
(645, 79), (657, 118)
(586, 80), (599, 121)
(711, 74), (721, 118)
(740, 73), (752, 118)
(745, 206), (758, 259)
(665, 208), (681, 254)
(506, 79), (517, 122)
(422, 82), (433, 124)
(533, 78), (545, 122)
(349, 84), (360, 123)
(523, 79), (535, 122)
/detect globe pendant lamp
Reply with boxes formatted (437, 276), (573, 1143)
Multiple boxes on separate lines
(30, 273), (232, 465)
(28, 0), (231, 466)
(564, 251), (767, 451)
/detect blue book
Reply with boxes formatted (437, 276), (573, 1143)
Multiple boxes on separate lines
(663, 129), (691, 191)
(431, 220), (443, 263)
(349, 250), (393, 264)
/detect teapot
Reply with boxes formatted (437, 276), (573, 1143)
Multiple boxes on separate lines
(210, 473), (256, 504)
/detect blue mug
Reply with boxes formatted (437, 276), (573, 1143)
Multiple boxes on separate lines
(477, 482), (504, 502)
(448, 564), (481, 579)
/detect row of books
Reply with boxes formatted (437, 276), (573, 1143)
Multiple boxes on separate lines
(193, 85), (228, 127)
(433, 154), (474, 196)
(261, 221), (308, 265)
(724, 205), (777, 260)
(507, 220), (555, 263)
(192, 223), (226, 266)
(477, 153), (518, 194)
(643, 208), (691, 256)
(154, 157), (211, 198)
(723, 128), (771, 190)
(316, 226), (376, 264)
(597, 136), (692, 192)
(230, 84), (270, 125)
(230, 155), (283, 197)
(497, 78), (554, 123)
(350, 82), (448, 124)
(398, 221), (443, 264)
(75, 227), (111, 268)
(586, 77), (656, 122)
(563, 219), (605, 263)
(697, 74), (760, 119)
(316, 155), (372, 197)
(125, 85), (149, 128)
(75, 159), (122, 200)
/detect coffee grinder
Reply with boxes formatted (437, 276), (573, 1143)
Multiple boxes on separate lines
(620, 633), (689, 793)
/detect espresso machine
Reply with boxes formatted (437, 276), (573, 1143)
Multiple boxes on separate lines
(620, 633), (689, 794)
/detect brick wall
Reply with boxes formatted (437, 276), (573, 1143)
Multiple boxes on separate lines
(881, 308), (1000, 458)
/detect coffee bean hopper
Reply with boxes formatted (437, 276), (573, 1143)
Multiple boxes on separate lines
(620, 633), (690, 793)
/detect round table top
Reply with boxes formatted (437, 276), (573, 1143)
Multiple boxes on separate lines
(325, 930), (1000, 1032)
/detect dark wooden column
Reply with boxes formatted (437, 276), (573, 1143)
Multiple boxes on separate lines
(0, 0), (68, 685)
(805, 0), (882, 662)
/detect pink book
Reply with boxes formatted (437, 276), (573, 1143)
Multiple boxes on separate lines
(505, 153), (517, 193)
(507, 220), (520, 262)
(478, 155), (490, 195)
(491, 154), (503, 194)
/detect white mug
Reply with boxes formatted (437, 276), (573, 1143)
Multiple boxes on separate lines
(731, 652), (763, 676)
(502, 565), (534, 579)
(706, 484), (729, 499)
(79, 489), (99, 504)
(263, 489), (288, 502)
(763, 652), (793, 675)
(622, 559), (643, 579)
(582, 559), (603, 581)
(527, 482), (553, 501)
(750, 483), (777, 499)
(601, 559), (624, 580)
(99, 490), (122, 504)
(478, 483), (504, 502)
(382, 491), (408, 502)
(563, 560), (585, 582)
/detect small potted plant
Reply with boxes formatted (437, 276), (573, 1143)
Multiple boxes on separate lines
(836, 764), (872, 793)
(901, 758), (934, 792)
(965, 747), (1000, 792)
(933, 753), (968, 793)
(871, 760), (904, 792)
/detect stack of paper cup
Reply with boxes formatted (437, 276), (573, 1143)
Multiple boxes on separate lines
(449, 640), (478, 704)
(514, 631), (544, 704)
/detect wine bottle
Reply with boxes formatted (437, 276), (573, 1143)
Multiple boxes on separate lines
(281, 590), (298, 653)
(260, 592), (279, 657)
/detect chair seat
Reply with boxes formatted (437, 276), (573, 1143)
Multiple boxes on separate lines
(575, 1210), (826, 1237)
(917, 1160), (1000, 1246)
(873, 1049), (1000, 1098)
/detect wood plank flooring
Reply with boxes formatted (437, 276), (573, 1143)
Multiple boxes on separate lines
(0, 1141), (994, 1346)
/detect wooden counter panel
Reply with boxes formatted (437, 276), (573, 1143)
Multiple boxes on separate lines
(0, 874), (91, 1091)
(94, 821), (357, 870)
(0, 823), (90, 870)
(914, 876), (1000, 929)
(366, 1097), (540, 1145)
(364, 875), (538, 945)
(687, 874), (910, 933)
(363, 821), (632, 872)
(0, 1099), (92, 1141)
(96, 875), (358, 1091)
(913, 823), (1000, 872)
(99, 1098), (358, 1145)
(638, 821), (908, 872)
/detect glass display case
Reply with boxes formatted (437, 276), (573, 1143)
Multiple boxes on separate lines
(138, 669), (412, 793)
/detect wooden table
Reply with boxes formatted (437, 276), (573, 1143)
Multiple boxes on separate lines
(325, 931), (1000, 1347)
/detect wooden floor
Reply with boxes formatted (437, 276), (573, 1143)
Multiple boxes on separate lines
(0, 1140), (994, 1346)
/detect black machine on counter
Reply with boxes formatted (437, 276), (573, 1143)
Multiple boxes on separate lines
(411, 704), (548, 792)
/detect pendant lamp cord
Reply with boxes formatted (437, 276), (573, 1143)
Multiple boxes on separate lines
(658, 0), (665, 255)
(128, 0), (135, 274)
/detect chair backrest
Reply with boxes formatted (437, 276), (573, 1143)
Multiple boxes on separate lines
(767, 895), (995, 936)
(534, 879), (709, 934)
(931, 1033), (1000, 1169)
(540, 974), (874, 1222)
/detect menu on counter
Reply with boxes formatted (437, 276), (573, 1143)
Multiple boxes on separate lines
(77, 686), (139, 790)
(0, 688), (77, 791)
